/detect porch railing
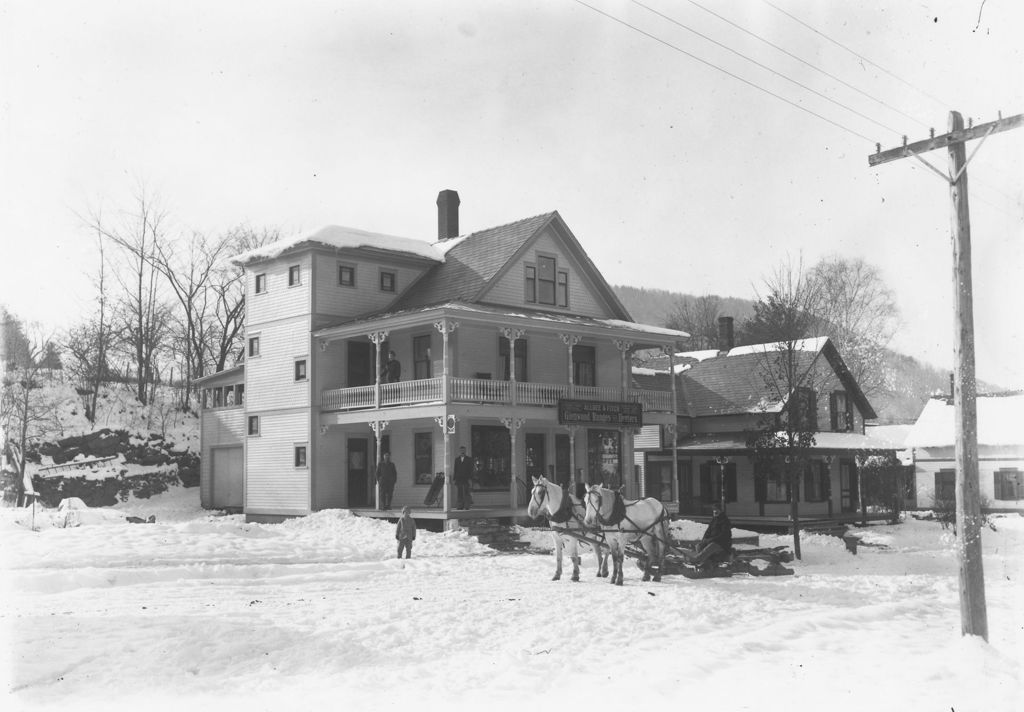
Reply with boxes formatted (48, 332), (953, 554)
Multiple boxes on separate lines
(322, 376), (673, 413)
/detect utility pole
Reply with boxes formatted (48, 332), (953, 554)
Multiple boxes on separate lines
(869, 110), (1023, 642)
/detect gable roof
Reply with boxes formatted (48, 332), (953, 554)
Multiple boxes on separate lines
(633, 337), (876, 419)
(905, 393), (1024, 447)
(395, 211), (632, 320)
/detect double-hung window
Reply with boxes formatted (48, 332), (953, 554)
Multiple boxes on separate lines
(413, 335), (431, 379)
(288, 265), (301, 286)
(255, 274), (267, 294)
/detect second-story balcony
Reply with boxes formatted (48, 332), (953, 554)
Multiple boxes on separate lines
(321, 377), (674, 413)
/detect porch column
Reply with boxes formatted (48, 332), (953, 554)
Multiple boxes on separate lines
(500, 327), (525, 406)
(614, 339), (633, 400)
(435, 414), (458, 513)
(565, 425), (580, 492)
(665, 346), (679, 502)
(560, 333), (581, 397)
(369, 330), (389, 408)
(856, 455), (867, 526)
(434, 320), (459, 403)
(369, 419), (389, 510)
(501, 416), (525, 509)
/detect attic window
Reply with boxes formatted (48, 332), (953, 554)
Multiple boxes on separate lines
(525, 255), (569, 307)
(255, 273), (267, 294)
(288, 265), (301, 286)
(339, 264), (355, 287)
(380, 270), (396, 293)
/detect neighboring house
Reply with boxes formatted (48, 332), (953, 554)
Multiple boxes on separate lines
(905, 392), (1024, 513)
(197, 190), (687, 523)
(632, 317), (900, 526)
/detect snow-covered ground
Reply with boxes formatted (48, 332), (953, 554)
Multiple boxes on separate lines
(1, 490), (1021, 712)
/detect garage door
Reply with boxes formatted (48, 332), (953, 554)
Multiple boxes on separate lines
(211, 446), (243, 509)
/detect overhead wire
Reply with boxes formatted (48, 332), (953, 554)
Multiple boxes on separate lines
(660, 0), (930, 130)
(570, 0), (875, 143)
(629, 0), (904, 137)
(759, 0), (950, 111)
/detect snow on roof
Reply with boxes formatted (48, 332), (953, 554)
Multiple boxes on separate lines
(597, 319), (688, 339)
(674, 349), (720, 362)
(726, 336), (829, 358)
(905, 393), (1024, 447)
(232, 225), (444, 265)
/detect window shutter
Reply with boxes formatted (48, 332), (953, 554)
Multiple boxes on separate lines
(725, 463), (737, 502)
(845, 396), (855, 432)
(754, 465), (766, 503)
(699, 462), (712, 503)
(829, 392), (838, 431)
(822, 462), (832, 498)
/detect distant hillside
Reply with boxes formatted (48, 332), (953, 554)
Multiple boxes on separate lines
(613, 284), (954, 425)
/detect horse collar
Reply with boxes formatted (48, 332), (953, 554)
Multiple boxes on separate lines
(598, 490), (627, 527)
(548, 486), (574, 524)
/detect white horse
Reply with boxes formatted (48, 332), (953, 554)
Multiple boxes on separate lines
(527, 476), (609, 581)
(583, 484), (670, 585)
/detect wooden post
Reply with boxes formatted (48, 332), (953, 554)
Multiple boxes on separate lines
(668, 348), (679, 506)
(948, 110), (988, 640)
(561, 333), (580, 398)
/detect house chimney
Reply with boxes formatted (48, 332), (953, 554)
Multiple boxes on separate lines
(437, 189), (460, 240)
(718, 316), (734, 352)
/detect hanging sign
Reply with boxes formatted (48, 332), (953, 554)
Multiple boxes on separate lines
(557, 399), (643, 427)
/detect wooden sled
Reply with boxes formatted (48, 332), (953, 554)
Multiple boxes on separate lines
(634, 545), (795, 579)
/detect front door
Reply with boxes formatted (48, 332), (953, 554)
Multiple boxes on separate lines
(347, 438), (371, 507)
(554, 434), (570, 487)
(525, 434), (546, 481)
(840, 459), (858, 513)
(348, 342), (375, 387)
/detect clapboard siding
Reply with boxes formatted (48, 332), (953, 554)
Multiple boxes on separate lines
(246, 410), (310, 512)
(483, 227), (609, 318)
(313, 425), (346, 510)
(246, 316), (311, 412)
(314, 253), (430, 319)
(200, 408), (246, 508)
(248, 253), (312, 326)
(452, 324), (502, 378)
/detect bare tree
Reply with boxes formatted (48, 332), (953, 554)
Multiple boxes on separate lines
(665, 294), (722, 350)
(61, 228), (112, 422)
(208, 225), (279, 372)
(744, 258), (825, 560)
(1, 312), (59, 503)
(86, 189), (171, 405)
(810, 256), (898, 398)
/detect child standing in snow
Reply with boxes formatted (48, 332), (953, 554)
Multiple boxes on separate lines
(395, 506), (417, 559)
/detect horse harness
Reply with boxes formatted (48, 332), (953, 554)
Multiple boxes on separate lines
(531, 482), (577, 525)
(589, 488), (670, 541)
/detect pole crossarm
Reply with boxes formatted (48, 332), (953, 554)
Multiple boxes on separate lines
(868, 112), (1023, 166)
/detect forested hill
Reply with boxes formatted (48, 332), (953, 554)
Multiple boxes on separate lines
(612, 284), (953, 424)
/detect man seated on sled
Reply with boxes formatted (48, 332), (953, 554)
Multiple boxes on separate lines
(686, 504), (732, 568)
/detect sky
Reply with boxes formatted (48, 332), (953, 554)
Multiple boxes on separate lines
(3, 487), (1022, 710)
(1, 0), (1022, 388)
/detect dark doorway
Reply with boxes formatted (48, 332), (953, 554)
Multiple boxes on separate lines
(554, 434), (570, 486)
(347, 438), (371, 507)
(525, 434), (546, 480)
(348, 342), (375, 387)
(840, 459), (858, 513)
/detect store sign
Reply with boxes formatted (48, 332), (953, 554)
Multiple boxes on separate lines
(557, 399), (643, 427)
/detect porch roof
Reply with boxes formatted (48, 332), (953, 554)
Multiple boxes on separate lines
(673, 431), (901, 454)
(194, 364), (245, 386)
(313, 301), (689, 348)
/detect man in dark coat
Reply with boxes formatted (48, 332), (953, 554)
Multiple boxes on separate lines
(381, 350), (401, 383)
(453, 446), (474, 510)
(688, 504), (732, 567)
(376, 452), (397, 510)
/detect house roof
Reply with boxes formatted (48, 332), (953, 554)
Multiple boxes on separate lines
(632, 337), (876, 420)
(673, 431), (899, 453)
(231, 225), (444, 266)
(313, 300), (688, 346)
(905, 393), (1024, 447)
(194, 364), (245, 386)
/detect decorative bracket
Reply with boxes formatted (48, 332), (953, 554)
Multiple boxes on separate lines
(663, 423), (677, 436)
(560, 333), (581, 347)
(368, 330), (390, 345)
(500, 327), (526, 341)
(434, 414), (458, 434)
(320, 425), (330, 435)
(613, 339), (634, 353)
(434, 320), (459, 335)
(500, 416), (526, 434)
(369, 420), (390, 436)
(319, 340), (328, 352)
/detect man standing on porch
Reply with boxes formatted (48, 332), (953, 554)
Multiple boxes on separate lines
(376, 452), (397, 510)
(453, 446), (474, 510)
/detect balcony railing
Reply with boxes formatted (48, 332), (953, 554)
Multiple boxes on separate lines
(321, 377), (674, 413)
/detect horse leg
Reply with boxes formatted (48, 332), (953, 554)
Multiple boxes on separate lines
(568, 536), (580, 582)
(612, 539), (624, 586)
(552, 533), (562, 581)
(640, 537), (653, 582)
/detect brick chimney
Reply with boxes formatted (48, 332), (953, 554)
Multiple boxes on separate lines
(718, 316), (734, 353)
(437, 189), (460, 240)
